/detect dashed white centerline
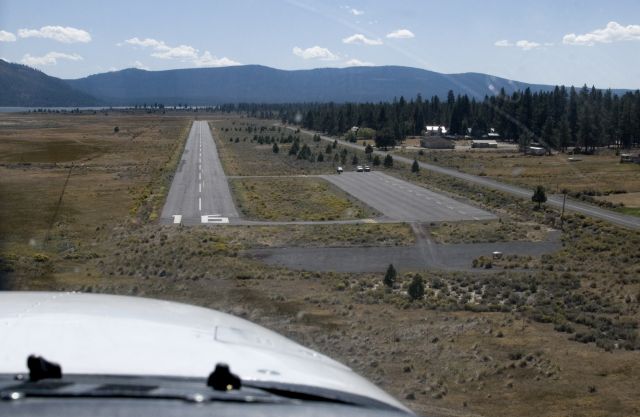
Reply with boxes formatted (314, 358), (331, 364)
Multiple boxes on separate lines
(199, 197), (202, 211)
(199, 183), (202, 193)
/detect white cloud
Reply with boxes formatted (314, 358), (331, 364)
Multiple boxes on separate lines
(494, 39), (541, 50)
(125, 37), (197, 60)
(293, 45), (339, 60)
(125, 37), (167, 49)
(515, 40), (541, 50)
(193, 51), (240, 67)
(124, 37), (239, 67)
(350, 8), (364, 15)
(18, 26), (91, 43)
(0, 30), (16, 42)
(132, 60), (149, 70)
(342, 33), (383, 45)
(152, 44), (199, 60)
(344, 58), (373, 66)
(494, 39), (512, 47)
(21, 51), (83, 66)
(386, 29), (415, 39)
(563, 21), (640, 46)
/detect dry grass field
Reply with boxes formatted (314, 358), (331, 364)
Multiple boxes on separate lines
(0, 112), (191, 254)
(2, 113), (640, 417)
(394, 147), (640, 197)
(213, 118), (339, 176)
(430, 219), (551, 244)
(230, 177), (377, 221)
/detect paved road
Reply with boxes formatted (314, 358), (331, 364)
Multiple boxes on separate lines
(290, 127), (640, 230)
(160, 121), (239, 225)
(322, 172), (495, 222)
(244, 229), (561, 272)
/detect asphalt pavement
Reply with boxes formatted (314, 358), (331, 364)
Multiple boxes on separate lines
(292, 127), (640, 230)
(160, 121), (239, 225)
(322, 171), (495, 222)
(244, 230), (561, 272)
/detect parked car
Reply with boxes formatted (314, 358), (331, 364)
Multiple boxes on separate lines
(364, 165), (371, 172)
(337, 166), (343, 174)
(356, 165), (364, 172)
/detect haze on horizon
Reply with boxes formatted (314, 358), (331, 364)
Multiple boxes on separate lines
(0, 0), (639, 89)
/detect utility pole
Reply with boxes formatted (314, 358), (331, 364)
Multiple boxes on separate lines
(560, 191), (567, 229)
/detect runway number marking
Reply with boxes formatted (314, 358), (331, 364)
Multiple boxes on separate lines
(201, 215), (229, 224)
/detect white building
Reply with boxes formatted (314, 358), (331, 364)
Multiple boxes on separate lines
(424, 125), (448, 135)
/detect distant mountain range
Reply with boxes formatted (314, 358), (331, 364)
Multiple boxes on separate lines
(0, 60), (97, 106)
(0, 59), (632, 107)
(65, 65), (559, 105)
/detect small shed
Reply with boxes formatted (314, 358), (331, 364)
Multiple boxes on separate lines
(471, 139), (498, 149)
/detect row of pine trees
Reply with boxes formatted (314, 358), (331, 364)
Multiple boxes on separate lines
(222, 85), (640, 152)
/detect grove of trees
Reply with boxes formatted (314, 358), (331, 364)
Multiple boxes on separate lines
(224, 86), (640, 153)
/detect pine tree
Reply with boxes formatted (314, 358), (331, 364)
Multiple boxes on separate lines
(411, 159), (420, 173)
(372, 154), (381, 166)
(532, 185), (547, 209)
(272, 142), (279, 153)
(288, 140), (300, 155)
(383, 264), (396, 288)
(297, 144), (311, 160)
(365, 144), (374, 160)
(554, 117), (571, 152)
(383, 154), (393, 168)
(408, 274), (425, 301)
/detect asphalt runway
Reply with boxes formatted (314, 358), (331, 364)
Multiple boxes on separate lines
(295, 126), (640, 230)
(160, 121), (238, 225)
(322, 171), (495, 222)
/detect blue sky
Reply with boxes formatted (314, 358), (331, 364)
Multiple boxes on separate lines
(0, 0), (639, 88)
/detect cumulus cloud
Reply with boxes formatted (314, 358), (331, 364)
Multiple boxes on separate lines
(386, 29), (415, 39)
(21, 51), (83, 66)
(494, 39), (541, 50)
(152, 44), (199, 60)
(292, 45), (339, 60)
(124, 37), (166, 48)
(193, 51), (240, 67)
(515, 40), (541, 50)
(132, 60), (149, 70)
(350, 8), (364, 15)
(563, 21), (640, 46)
(124, 37), (239, 67)
(0, 30), (16, 42)
(18, 26), (91, 43)
(494, 39), (512, 47)
(344, 58), (373, 66)
(342, 33), (383, 45)
(125, 37), (197, 60)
